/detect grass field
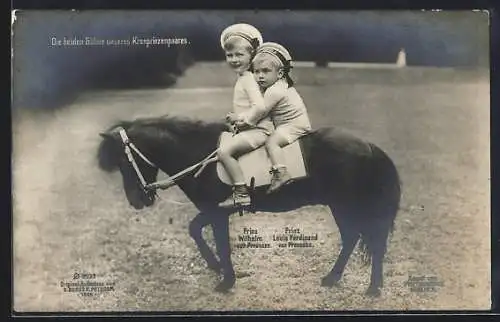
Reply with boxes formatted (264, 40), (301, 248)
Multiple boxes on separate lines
(12, 63), (490, 311)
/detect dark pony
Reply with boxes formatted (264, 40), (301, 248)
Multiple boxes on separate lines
(97, 115), (401, 297)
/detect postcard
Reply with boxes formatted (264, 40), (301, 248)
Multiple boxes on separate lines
(11, 10), (490, 312)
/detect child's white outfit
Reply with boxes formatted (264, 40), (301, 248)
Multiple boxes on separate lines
(231, 71), (274, 148)
(264, 79), (312, 144)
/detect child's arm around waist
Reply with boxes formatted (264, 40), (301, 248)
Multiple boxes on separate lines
(237, 73), (285, 126)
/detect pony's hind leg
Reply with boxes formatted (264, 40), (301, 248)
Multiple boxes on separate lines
(365, 243), (384, 297)
(321, 212), (359, 287)
(364, 227), (388, 297)
(189, 213), (221, 273)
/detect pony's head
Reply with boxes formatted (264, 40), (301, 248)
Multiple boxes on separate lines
(97, 116), (226, 210)
(97, 123), (159, 210)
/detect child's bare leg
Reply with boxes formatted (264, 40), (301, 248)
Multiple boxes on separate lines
(265, 132), (293, 193)
(217, 135), (256, 207)
(217, 138), (254, 184)
(265, 133), (289, 169)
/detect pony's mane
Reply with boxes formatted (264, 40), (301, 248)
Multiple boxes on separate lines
(105, 114), (226, 137)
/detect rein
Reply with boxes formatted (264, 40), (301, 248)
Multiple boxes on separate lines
(117, 127), (219, 192)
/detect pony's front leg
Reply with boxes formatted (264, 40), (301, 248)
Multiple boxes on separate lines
(189, 213), (221, 273)
(211, 213), (235, 293)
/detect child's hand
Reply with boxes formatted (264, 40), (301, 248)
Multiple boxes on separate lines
(225, 112), (239, 124)
(235, 120), (251, 131)
(225, 120), (237, 133)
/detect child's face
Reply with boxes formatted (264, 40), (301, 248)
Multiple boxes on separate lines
(224, 45), (253, 75)
(252, 59), (283, 90)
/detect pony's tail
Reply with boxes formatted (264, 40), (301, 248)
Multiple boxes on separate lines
(357, 143), (401, 266)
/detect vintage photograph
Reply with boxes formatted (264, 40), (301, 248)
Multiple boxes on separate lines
(12, 10), (490, 312)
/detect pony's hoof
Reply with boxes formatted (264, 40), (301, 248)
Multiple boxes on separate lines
(214, 278), (235, 293)
(365, 286), (381, 297)
(320, 276), (340, 288)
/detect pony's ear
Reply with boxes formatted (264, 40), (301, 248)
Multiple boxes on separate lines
(99, 132), (113, 139)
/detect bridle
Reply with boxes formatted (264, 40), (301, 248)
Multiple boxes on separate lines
(117, 127), (159, 202)
(114, 125), (263, 216)
(116, 127), (218, 196)
(118, 127), (157, 187)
